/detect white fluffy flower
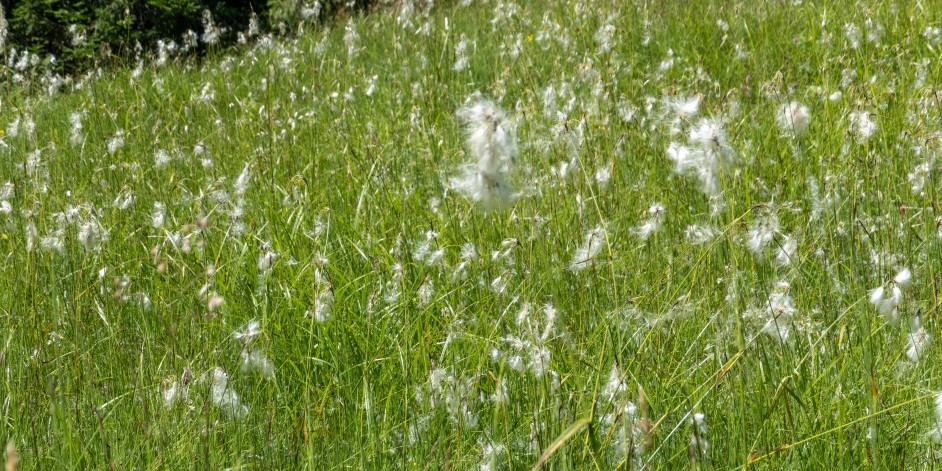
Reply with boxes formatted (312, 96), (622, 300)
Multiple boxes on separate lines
(209, 367), (247, 417)
(869, 268), (912, 324)
(685, 224), (719, 244)
(309, 289), (334, 323)
(570, 226), (607, 271)
(634, 203), (666, 240)
(595, 164), (612, 188)
(777, 101), (810, 137)
(906, 317), (932, 362)
(107, 130), (125, 154)
(233, 319), (263, 343)
(689, 118), (735, 163)
(666, 118), (736, 196)
(451, 97), (519, 210)
(762, 281), (798, 343)
(745, 212), (780, 255)
(688, 412), (709, 459)
(666, 95), (701, 120)
(163, 380), (184, 407)
(602, 364), (628, 401)
(894, 268), (913, 289)
(930, 392), (942, 442)
(78, 219), (108, 251)
(240, 348), (275, 378)
(850, 110), (877, 141)
(775, 234), (798, 266)
(152, 202), (166, 228)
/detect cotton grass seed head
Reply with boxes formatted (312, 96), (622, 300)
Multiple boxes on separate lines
(777, 101), (810, 137)
(570, 226), (606, 271)
(451, 96), (519, 211)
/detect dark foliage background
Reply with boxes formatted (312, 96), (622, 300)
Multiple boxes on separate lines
(2, 0), (382, 74)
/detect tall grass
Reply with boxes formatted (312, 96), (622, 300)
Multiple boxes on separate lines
(2, 0), (942, 469)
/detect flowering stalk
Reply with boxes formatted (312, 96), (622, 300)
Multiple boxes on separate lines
(451, 97), (518, 211)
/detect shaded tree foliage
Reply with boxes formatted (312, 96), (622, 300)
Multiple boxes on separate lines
(2, 0), (383, 74)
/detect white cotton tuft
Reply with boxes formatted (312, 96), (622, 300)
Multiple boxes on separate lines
(689, 118), (735, 163)
(240, 348), (275, 378)
(869, 267), (912, 324)
(777, 101), (810, 137)
(451, 166), (516, 210)
(152, 202), (166, 228)
(930, 392), (942, 442)
(685, 224), (719, 244)
(894, 268), (912, 289)
(634, 203), (666, 240)
(594, 164), (612, 188)
(868, 286), (885, 307)
(668, 95), (701, 120)
(570, 226), (606, 271)
(850, 110), (877, 141)
(451, 97), (519, 211)
(775, 235), (798, 266)
(163, 381), (183, 407)
(666, 117), (736, 196)
(209, 367), (248, 417)
(745, 213), (780, 256)
(233, 319), (263, 343)
(906, 317), (931, 362)
(688, 412), (709, 460)
(761, 282), (798, 343)
(310, 288), (334, 323)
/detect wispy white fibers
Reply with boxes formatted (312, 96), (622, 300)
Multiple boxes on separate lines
(849, 110), (877, 141)
(234, 319), (275, 378)
(774, 234), (798, 266)
(688, 118), (734, 161)
(869, 268), (912, 324)
(240, 349), (275, 378)
(761, 281), (798, 343)
(233, 319), (263, 343)
(666, 117), (736, 196)
(451, 96), (519, 211)
(307, 267), (334, 323)
(777, 101), (810, 137)
(634, 203), (665, 240)
(745, 210), (780, 256)
(930, 392), (942, 442)
(906, 316), (931, 362)
(666, 95), (701, 122)
(209, 367), (248, 417)
(570, 226), (606, 271)
(688, 412), (709, 461)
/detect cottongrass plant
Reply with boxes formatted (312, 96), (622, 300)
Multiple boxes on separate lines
(906, 315), (931, 362)
(569, 225), (607, 271)
(869, 267), (912, 324)
(451, 96), (519, 211)
(666, 116), (737, 196)
(688, 412), (709, 464)
(634, 203), (666, 240)
(777, 101), (810, 137)
(4, 0), (942, 468)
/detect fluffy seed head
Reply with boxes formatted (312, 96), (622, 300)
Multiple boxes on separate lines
(451, 97), (519, 211)
(777, 101), (810, 137)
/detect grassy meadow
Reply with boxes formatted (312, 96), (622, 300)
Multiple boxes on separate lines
(3, 0), (942, 468)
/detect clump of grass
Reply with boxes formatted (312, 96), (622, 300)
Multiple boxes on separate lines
(2, 0), (942, 469)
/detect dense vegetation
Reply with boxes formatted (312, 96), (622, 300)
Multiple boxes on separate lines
(1, 0), (381, 74)
(3, 0), (942, 469)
